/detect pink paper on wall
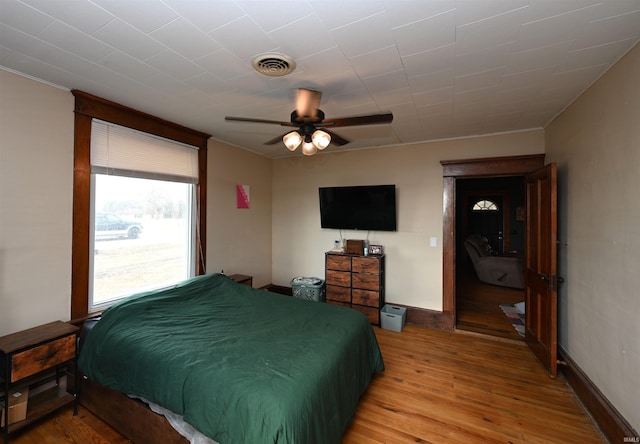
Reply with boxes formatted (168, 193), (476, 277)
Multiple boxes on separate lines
(237, 184), (250, 209)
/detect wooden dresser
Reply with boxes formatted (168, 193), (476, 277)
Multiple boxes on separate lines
(325, 252), (385, 325)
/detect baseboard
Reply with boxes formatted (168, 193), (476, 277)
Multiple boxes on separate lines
(559, 346), (638, 443)
(385, 303), (455, 331)
(260, 285), (454, 331)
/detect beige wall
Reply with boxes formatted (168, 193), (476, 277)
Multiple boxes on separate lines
(206, 140), (273, 288)
(272, 130), (544, 310)
(0, 70), (273, 336)
(0, 70), (74, 336)
(546, 44), (640, 431)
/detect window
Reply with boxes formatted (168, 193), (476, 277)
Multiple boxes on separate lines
(89, 121), (199, 309)
(91, 175), (194, 308)
(472, 199), (499, 211)
(72, 91), (209, 319)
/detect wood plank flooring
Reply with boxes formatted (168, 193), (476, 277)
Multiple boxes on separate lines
(344, 326), (603, 443)
(456, 272), (525, 341)
(9, 325), (603, 443)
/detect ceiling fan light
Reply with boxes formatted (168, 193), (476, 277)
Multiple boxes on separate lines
(301, 141), (317, 156)
(283, 131), (302, 151)
(312, 129), (331, 150)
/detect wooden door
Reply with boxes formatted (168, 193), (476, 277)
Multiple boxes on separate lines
(524, 163), (558, 376)
(468, 194), (505, 253)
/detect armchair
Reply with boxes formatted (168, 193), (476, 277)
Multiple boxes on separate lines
(464, 234), (524, 289)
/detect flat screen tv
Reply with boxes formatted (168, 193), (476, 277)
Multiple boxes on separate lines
(319, 185), (397, 231)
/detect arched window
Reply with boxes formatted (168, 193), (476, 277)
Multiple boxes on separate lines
(472, 199), (498, 211)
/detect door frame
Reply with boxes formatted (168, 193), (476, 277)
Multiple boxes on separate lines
(440, 154), (545, 319)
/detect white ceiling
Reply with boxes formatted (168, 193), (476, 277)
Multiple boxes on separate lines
(1, 0), (639, 158)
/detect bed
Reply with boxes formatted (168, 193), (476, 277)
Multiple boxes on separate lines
(77, 273), (384, 444)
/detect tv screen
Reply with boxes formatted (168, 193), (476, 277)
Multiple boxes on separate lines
(319, 185), (397, 231)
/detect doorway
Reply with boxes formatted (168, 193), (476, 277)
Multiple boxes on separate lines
(440, 154), (546, 339)
(455, 177), (526, 341)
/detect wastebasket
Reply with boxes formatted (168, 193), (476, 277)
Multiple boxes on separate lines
(291, 277), (326, 302)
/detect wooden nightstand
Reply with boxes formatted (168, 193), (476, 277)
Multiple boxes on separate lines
(228, 274), (253, 287)
(0, 321), (79, 443)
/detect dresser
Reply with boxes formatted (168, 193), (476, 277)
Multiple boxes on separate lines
(0, 321), (79, 443)
(325, 252), (385, 324)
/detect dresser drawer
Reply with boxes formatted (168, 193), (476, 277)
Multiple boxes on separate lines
(352, 273), (380, 291)
(326, 269), (351, 287)
(352, 256), (381, 274)
(352, 289), (380, 307)
(351, 305), (380, 325)
(326, 285), (351, 303)
(11, 334), (76, 382)
(326, 254), (351, 271)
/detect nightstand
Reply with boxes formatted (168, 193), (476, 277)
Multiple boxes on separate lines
(0, 321), (79, 443)
(228, 274), (253, 287)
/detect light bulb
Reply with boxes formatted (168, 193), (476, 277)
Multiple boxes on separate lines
(301, 141), (317, 156)
(312, 129), (331, 150)
(283, 131), (302, 151)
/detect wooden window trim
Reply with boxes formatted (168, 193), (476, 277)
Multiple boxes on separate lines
(71, 90), (210, 320)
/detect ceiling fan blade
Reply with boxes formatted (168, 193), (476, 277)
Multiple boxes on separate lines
(264, 132), (290, 145)
(324, 129), (349, 146)
(225, 116), (294, 126)
(296, 88), (322, 121)
(322, 112), (393, 128)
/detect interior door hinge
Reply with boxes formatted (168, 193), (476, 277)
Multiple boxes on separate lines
(551, 275), (565, 291)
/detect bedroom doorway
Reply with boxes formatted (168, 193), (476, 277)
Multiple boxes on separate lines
(441, 154), (560, 376)
(440, 154), (545, 336)
(455, 177), (525, 341)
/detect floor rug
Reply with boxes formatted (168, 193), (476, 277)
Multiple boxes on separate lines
(499, 303), (525, 337)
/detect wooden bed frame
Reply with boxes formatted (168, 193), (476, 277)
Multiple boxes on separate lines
(80, 375), (189, 444)
(75, 315), (191, 443)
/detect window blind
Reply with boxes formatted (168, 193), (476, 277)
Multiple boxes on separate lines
(91, 120), (199, 183)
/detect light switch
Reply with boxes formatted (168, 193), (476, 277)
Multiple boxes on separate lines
(430, 237), (437, 247)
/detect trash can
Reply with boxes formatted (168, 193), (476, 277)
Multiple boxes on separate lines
(291, 277), (326, 302)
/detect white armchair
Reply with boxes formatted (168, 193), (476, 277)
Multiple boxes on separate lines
(464, 234), (524, 289)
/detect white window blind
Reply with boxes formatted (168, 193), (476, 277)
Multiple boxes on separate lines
(91, 120), (199, 183)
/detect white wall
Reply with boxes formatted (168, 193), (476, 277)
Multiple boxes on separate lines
(272, 130), (544, 311)
(206, 140), (273, 288)
(0, 70), (74, 336)
(546, 44), (640, 431)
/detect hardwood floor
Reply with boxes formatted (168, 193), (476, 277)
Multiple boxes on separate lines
(10, 325), (604, 443)
(456, 271), (525, 341)
(8, 405), (130, 444)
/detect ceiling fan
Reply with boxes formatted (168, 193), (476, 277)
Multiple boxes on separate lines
(225, 88), (393, 155)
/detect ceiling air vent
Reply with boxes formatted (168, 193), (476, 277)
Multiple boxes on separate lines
(251, 53), (296, 77)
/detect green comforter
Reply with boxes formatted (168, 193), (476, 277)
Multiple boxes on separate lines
(78, 273), (384, 443)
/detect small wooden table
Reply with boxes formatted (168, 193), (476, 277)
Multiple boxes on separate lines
(0, 321), (79, 443)
(228, 274), (253, 287)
